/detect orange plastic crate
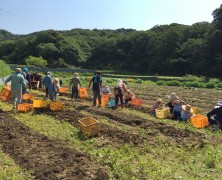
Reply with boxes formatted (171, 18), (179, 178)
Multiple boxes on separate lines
(59, 87), (67, 94)
(0, 94), (10, 101)
(17, 103), (33, 112)
(96, 96), (109, 106)
(23, 94), (34, 101)
(102, 93), (110, 98)
(155, 107), (171, 119)
(0, 86), (11, 101)
(79, 87), (88, 99)
(131, 98), (143, 106)
(33, 99), (48, 108)
(190, 114), (208, 128)
(49, 101), (65, 111)
(78, 117), (100, 137)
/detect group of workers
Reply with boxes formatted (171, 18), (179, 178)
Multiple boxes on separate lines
(4, 68), (60, 109)
(3, 68), (222, 130)
(150, 93), (194, 121)
(149, 92), (222, 129)
(88, 71), (135, 108)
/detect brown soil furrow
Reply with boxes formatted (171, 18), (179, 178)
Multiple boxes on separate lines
(66, 102), (221, 148)
(0, 111), (108, 180)
(44, 110), (149, 148)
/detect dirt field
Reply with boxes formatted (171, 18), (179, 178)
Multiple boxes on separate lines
(1, 83), (222, 179)
(0, 111), (108, 179)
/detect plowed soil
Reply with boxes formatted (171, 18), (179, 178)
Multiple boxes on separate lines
(0, 111), (108, 180)
(63, 101), (221, 149)
(45, 110), (149, 148)
(2, 83), (222, 179)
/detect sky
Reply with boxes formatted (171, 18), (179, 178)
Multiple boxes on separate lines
(0, 0), (221, 35)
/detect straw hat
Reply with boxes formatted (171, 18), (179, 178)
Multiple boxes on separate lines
(168, 93), (178, 99)
(182, 104), (193, 113)
(15, 68), (22, 72)
(53, 78), (59, 83)
(157, 98), (162, 102)
(74, 72), (79, 78)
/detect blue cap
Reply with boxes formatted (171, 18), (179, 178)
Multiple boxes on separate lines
(23, 68), (28, 72)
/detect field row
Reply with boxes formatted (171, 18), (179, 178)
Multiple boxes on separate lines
(1, 84), (222, 179)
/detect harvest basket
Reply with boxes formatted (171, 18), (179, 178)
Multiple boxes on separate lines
(23, 94), (34, 101)
(33, 99), (49, 108)
(192, 107), (199, 115)
(17, 103), (33, 112)
(102, 93), (110, 99)
(190, 114), (208, 128)
(0, 86), (11, 101)
(59, 87), (67, 94)
(96, 96), (109, 106)
(78, 117), (99, 137)
(49, 101), (65, 111)
(155, 107), (171, 119)
(79, 87), (88, 99)
(131, 98), (143, 106)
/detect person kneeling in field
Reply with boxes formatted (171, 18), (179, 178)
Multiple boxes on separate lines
(49, 78), (60, 101)
(124, 89), (135, 104)
(150, 98), (163, 116)
(207, 101), (222, 129)
(165, 93), (179, 113)
(102, 85), (111, 97)
(173, 99), (182, 120)
(180, 104), (193, 122)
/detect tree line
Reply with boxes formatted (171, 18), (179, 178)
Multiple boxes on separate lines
(0, 4), (222, 77)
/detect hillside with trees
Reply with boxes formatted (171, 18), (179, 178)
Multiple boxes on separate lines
(0, 4), (222, 77)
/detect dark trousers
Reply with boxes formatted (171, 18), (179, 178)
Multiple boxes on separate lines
(208, 118), (222, 129)
(45, 87), (49, 97)
(125, 98), (131, 104)
(71, 87), (79, 99)
(93, 90), (101, 106)
(22, 87), (27, 95)
(173, 111), (181, 120)
(115, 94), (124, 107)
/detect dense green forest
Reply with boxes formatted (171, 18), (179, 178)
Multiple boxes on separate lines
(0, 4), (222, 77)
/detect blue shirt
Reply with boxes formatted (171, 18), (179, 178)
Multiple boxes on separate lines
(181, 111), (192, 120)
(48, 84), (60, 101)
(173, 104), (182, 112)
(91, 75), (102, 91)
(42, 75), (52, 88)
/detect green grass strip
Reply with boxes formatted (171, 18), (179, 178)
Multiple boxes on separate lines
(0, 150), (32, 180)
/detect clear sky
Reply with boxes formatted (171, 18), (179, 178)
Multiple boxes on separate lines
(0, 0), (221, 35)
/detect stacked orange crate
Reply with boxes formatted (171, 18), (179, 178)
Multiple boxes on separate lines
(190, 114), (208, 128)
(17, 104), (33, 112)
(0, 86), (11, 101)
(131, 98), (143, 106)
